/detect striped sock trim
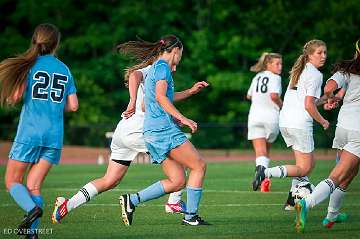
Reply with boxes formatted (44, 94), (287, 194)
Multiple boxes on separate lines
(80, 188), (90, 202)
(136, 193), (141, 203)
(325, 179), (336, 193)
(336, 186), (346, 193)
(295, 177), (309, 183)
(279, 166), (286, 178)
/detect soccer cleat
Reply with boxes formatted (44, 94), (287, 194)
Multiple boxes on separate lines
(295, 198), (308, 233)
(17, 206), (43, 234)
(252, 165), (266, 191)
(165, 200), (186, 214)
(119, 194), (135, 226)
(52, 197), (69, 224)
(182, 215), (211, 226)
(260, 178), (271, 192)
(284, 191), (295, 211)
(322, 213), (348, 229)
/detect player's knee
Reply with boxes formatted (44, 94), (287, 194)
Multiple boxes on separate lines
(5, 175), (23, 191)
(103, 177), (119, 190)
(195, 158), (207, 173)
(26, 181), (41, 194)
(298, 166), (312, 176)
(169, 178), (186, 192)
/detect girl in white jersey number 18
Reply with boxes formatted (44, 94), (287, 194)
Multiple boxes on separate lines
(247, 52), (283, 192)
(254, 40), (330, 210)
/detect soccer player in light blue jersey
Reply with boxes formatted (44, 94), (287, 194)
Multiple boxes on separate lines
(118, 35), (210, 226)
(0, 23), (78, 238)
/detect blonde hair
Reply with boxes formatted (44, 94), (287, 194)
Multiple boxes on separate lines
(0, 23), (60, 106)
(250, 52), (282, 73)
(289, 39), (326, 89)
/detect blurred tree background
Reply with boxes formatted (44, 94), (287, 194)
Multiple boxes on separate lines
(1, 0), (359, 148)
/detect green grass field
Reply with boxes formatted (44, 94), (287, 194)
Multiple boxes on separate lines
(0, 160), (359, 239)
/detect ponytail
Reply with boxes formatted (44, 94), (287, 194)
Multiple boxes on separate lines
(0, 45), (40, 106)
(117, 35), (182, 86)
(0, 23), (60, 106)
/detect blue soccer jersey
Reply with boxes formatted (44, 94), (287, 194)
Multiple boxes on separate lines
(143, 59), (176, 132)
(14, 55), (77, 149)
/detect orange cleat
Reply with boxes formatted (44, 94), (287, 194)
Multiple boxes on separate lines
(260, 178), (271, 192)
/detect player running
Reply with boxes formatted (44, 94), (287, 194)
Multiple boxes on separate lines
(295, 39), (360, 233)
(247, 52), (283, 192)
(1, 23), (78, 238)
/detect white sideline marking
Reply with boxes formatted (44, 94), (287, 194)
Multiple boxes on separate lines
(30, 188), (360, 195)
(1, 203), (360, 208)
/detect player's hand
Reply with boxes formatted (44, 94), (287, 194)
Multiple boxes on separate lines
(173, 117), (184, 127)
(189, 81), (209, 95)
(122, 100), (136, 119)
(180, 117), (198, 133)
(324, 97), (340, 110)
(321, 119), (330, 130)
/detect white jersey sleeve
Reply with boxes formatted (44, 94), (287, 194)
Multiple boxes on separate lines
(304, 73), (323, 98)
(327, 71), (349, 90)
(268, 75), (282, 94)
(136, 65), (152, 79)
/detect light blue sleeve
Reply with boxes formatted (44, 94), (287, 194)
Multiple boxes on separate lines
(154, 63), (171, 84)
(67, 72), (77, 95)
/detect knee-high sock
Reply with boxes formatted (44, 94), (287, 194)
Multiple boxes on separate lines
(168, 190), (183, 204)
(255, 156), (270, 168)
(305, 178), (336, 209)
(265, 166), (287, 178)
(130, 181), (165, 207)
(9, 183), (36, 212)
(30, 195), (43, 232)
(185, 186), (203, 220)
(327, 187), (346, 219)
(67, 182), (98, 211)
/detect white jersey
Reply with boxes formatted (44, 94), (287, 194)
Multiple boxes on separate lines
(117, 65), (152, 134)
(279, 63), (323, 130)
(329, 71), (360, 131)
(247, 70), (282, 124)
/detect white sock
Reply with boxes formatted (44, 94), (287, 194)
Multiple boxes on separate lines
(167, 190), (182, 204)
(67, 182), (98, 211)
(326, 187), (346, 219)
(255, 156), (270, 168)
(305, 178), (336, 209)
(265, 166), (287, 178)
(290, 176), (310, 192)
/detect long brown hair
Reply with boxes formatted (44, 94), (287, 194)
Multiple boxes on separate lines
(117, 35), (183, 85)
(289, 39), (326, 88)
(332, 39), (360, 76)
(250, 52), (282, 73)
(0, 23), (60, 106)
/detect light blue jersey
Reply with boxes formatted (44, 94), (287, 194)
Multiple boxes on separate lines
(14, 55), (76, 149)
(143, 59), (176, 132)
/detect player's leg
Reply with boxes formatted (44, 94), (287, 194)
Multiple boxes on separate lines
(251, 138), (270, 191)
(295, 150), (359, 232)
(26, 158), (53, 235)
(168, 140), (209, 225)
(120, 158), (185, 226)
(52, 159), (129, 223)
(6, 143), (43, 234)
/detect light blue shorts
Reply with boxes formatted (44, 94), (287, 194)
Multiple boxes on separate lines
(144, 126), (188, 164)
(9, 142), (61, 165)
